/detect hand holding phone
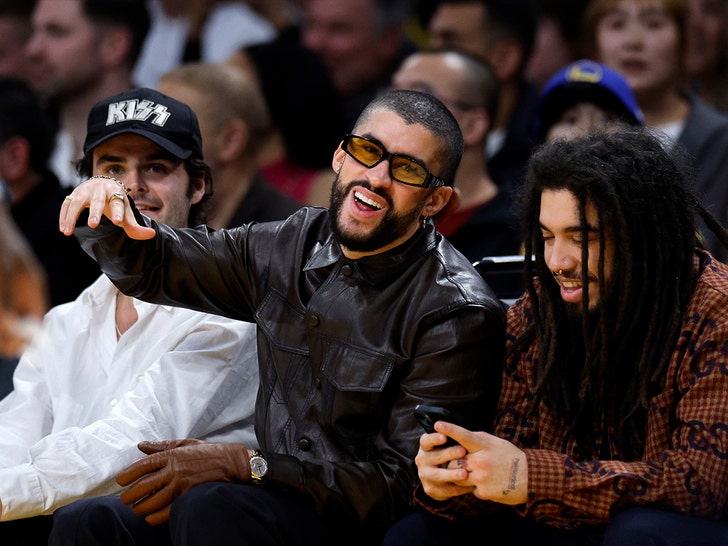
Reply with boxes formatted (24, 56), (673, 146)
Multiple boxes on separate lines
(414, 404), (459, 447)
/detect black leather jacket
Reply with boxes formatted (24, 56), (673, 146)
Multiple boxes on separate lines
(77, 206), (505, 536)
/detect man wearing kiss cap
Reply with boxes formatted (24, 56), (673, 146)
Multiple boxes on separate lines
(534, 58), (644, 142)
(83, 87), (205, 163)
(0, 87), (259, 545)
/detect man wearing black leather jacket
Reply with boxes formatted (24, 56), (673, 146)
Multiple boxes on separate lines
(52, 89), (506, 546)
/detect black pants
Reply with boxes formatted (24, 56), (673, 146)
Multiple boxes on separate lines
(0, 516), (53, 546)
(49, 483), (379, 546)
(383, 509), (605, 545)
(602, 507), (728, 546)
(383, 506), (728, 546)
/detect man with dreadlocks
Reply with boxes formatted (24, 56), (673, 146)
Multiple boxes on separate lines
(383, 128), (728, 545)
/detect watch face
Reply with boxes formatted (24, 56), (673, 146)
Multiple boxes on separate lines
(250, 456), (268, 477)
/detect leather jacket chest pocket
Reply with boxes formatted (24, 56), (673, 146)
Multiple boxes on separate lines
(320, 342), (396, 439)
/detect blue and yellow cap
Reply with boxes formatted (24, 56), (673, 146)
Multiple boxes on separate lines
(535, 59), (644, 138)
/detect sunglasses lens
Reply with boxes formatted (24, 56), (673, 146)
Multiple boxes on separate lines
(390, 156), (427, 186)
(344, 135), (434, 187)
(347, 136), (383, 167)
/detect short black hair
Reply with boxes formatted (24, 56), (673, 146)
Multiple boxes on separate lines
(0, 76), (53, 173)
(82, 0), (150, 65)
(356, 89), (464, 186)
(0, 0), (36, 17)
(482, 0), (538, 68)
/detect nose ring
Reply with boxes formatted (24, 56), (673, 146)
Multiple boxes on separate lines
(554, 269), (563, 277)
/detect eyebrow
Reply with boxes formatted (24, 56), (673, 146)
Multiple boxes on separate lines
(358, 132), (430, 166)
(96, 152), (179, 165)
(539, 222), (599, 233)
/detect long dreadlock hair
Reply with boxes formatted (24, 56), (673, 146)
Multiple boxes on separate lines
(516, 128), (728, 459)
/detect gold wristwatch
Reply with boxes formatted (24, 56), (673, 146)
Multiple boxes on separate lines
(249, 450), (268, 484)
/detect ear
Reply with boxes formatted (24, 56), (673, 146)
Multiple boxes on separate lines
(434, 186), (461, 218)
(100, 27), (133, 68)
(189, 174), (207, 206)
(489, 39), (523, 83)
(217, 119), (249, 163)
(0, 137), (31, 181)
(332, 142), (346, 173)
(459, 108), (490, 147)
(423, 186), (455, 218)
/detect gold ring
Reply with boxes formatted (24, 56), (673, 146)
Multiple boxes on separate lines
(109, 192), (126, 203)
(64, 195), (73, 201)
(554, 269), (563, 276)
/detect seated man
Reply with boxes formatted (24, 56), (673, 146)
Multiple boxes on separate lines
(384, 128), (728, 545)
(0, 88), (259, 546)
(391, 49), (522, 263)
(51, 89), (505, 546)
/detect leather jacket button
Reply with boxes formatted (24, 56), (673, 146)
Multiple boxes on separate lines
(309, 314), (319, 327)
(298, 437), (312, 451)
(314, 377), (322, 389)
(341, 264), (353, 276)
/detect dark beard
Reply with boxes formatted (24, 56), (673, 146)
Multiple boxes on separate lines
(328, 174), (424, 253)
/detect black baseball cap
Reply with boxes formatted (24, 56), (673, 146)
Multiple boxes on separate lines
(83, 87), (203, 160)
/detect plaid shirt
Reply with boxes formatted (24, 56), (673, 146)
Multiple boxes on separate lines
(418, 250), (728, 529)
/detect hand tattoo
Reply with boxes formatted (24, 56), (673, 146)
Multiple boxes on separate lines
(502, 457), (520, 496)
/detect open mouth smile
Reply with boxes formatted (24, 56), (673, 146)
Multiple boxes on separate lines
(354, 191), (383, 210)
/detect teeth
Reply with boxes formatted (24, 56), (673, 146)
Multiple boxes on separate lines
(561, 281), (581, 288)
(354, 191), (382, 209)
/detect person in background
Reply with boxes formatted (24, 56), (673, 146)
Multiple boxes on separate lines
(391, 49), (521, 262)
(158, 62), (300, 229)
(0, 76), (101, 306)
(685, 0), (728, 111)
(0, 87), (259, 546)
(26, 0), (150, 187)
(383, 127), (728, 545)
(301, 0), (417, 130)
(585, 0), (728, 261)
(0, 188), (46, 398)
(524, 0), (590, 90)
(535, 58), (644, 143)
(0, 0), (38, 83)
(228, 34), (347, 206)
(427, 0), (539, 196)
(245, 0), (303, 34)
(50, 89), (505, 546)
(132, 0), (275, 89)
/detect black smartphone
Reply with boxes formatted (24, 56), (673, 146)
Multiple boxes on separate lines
(413, 404), (458, 446)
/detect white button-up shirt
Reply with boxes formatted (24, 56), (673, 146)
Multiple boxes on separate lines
(0, 275), (259, 520)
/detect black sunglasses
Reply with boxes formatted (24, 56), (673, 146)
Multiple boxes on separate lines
(342, 134), (446, 188)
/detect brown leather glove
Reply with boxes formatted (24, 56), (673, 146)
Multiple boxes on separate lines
(116, 439), (251, 525)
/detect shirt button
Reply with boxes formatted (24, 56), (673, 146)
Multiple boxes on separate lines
(341, 264), (353, 277)
(298, 437), (311, 451)
(309, 314), (320, 327)
(110, 399), (118, 407)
